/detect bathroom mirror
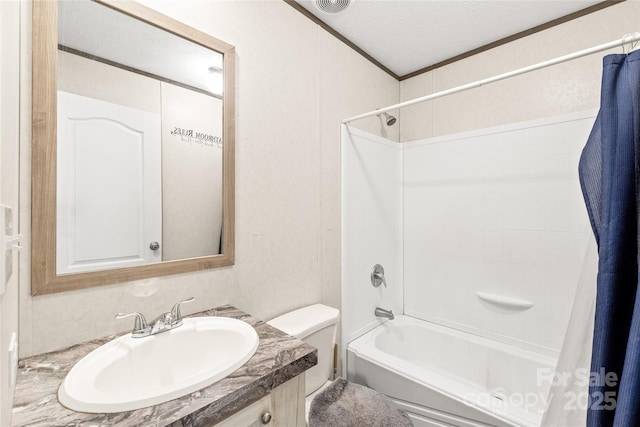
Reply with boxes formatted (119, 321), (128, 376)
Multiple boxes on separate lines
(32, 0), (235, 295)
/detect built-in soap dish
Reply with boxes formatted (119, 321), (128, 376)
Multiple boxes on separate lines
(475, 292), (534, 310)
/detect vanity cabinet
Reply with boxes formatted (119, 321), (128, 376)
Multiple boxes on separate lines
(213, 374), (305, 427)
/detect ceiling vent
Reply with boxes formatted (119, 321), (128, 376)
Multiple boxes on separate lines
(314, 0), (353, 15)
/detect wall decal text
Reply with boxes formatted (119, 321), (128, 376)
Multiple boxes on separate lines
(171, 127), (222, 148)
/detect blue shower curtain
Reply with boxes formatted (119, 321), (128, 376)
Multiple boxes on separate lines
(579, 49), (640, 427)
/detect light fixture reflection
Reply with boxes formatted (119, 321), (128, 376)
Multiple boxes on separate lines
(207, 66), (223, 96)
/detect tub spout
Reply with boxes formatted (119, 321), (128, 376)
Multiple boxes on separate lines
(375, 307), (394, 320)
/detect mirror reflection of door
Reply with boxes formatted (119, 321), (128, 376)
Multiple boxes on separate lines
(57, 91), (162, 274)
(56, 0), (225, 274)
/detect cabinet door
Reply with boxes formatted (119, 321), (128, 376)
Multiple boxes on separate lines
(214, 395), (271, 427)
(213, 373), (306, 427)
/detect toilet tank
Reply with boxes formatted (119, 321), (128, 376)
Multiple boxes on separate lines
(267, 304), (339, 396)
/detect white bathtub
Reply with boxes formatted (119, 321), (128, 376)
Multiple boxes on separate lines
(347, 315), (557, 427)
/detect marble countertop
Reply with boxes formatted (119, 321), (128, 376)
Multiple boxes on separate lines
(11, 305), (317, 427)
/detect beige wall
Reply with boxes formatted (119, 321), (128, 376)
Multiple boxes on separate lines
(400, 1), (640, 141)
(161, 83), (223, 260)
(58, 50), (161, 113)
(19, 0), (398, 356)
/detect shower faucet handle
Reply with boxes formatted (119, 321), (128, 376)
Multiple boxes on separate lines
(371, 264), (387, 288)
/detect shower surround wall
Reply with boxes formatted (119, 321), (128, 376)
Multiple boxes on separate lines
(403, 111), (595, 353)
(342, 111), (595, 358)
(341, 127), (403, 364)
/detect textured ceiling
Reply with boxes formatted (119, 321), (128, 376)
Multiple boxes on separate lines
(294, 0), (604, 77)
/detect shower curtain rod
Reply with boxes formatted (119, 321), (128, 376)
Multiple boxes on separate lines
(342, 32), (640, 124)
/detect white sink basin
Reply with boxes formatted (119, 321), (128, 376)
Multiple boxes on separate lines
(58, 317), (259, 413)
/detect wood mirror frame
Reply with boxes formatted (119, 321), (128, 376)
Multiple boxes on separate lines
(31, 0), (235, 295)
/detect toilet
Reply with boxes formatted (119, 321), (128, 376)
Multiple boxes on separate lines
(267, 304), (340, 420)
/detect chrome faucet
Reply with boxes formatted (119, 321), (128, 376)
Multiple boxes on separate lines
(115, 297), (195, 338)
(375, 307), (394, 320)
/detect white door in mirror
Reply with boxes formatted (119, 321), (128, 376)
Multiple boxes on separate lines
(58, 317), (259, 413)
(56, 91), (162, 274)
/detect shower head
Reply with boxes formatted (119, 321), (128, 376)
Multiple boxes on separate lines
(378, 111), (397, 127)
(384, 112), (397, 126)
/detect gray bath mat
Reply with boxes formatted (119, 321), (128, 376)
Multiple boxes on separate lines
(308, 377), (413, 427)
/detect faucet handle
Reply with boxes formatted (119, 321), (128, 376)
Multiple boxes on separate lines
(170, 297), (195, 324)
(371, 264), (387, 288)
(114, 312), (150, 337)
